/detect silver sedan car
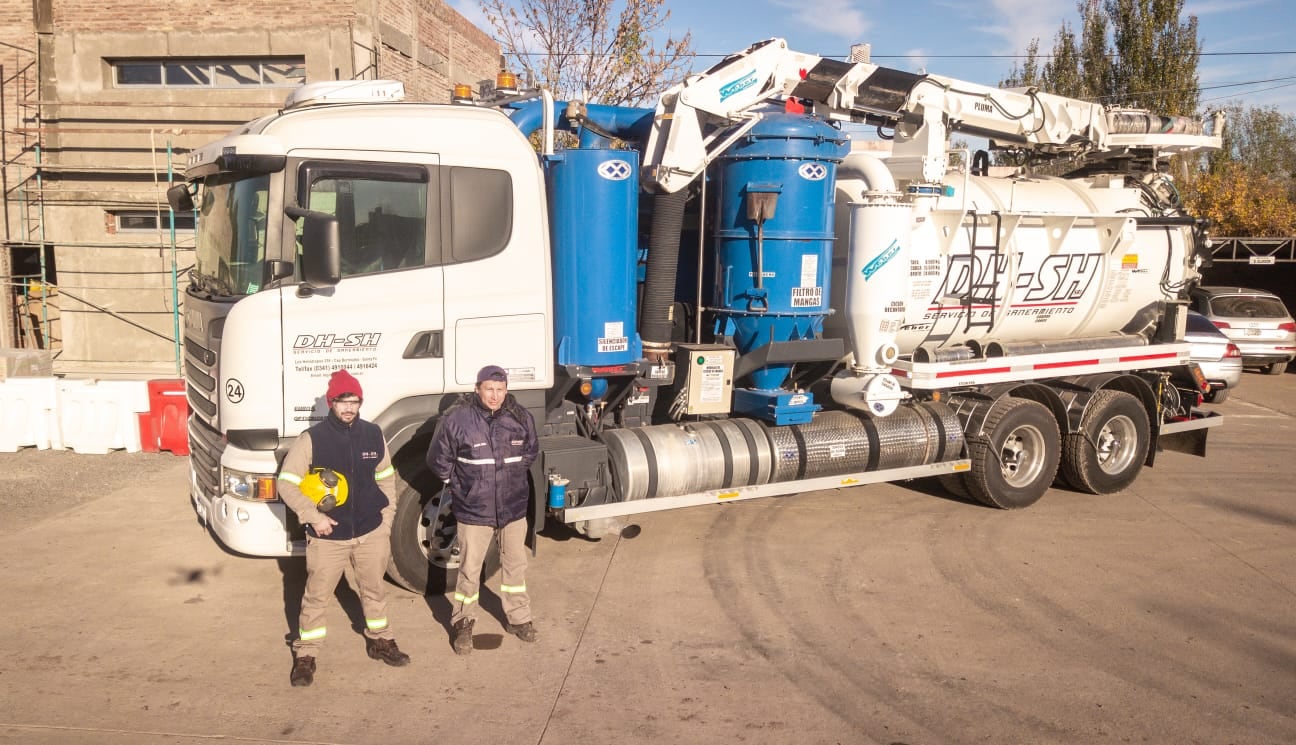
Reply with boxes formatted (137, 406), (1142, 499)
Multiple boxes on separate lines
(1188, 286), (1296, 375)
(1185, 311), (1242, 403)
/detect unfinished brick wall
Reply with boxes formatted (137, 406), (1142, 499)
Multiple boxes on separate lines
(376, 0), (499, 102)
(0, 0), (500, 366)
(48, 1), (360, 32)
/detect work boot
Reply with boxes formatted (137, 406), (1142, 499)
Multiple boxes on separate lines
(365, 637), (410, 667)
(452, 618), (475, 655)
(506, 621), (538, 643)
(290, 655), (316, 687)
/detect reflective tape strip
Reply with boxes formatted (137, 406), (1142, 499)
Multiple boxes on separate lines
(457, 457), (495, 465)
(499, 583), (527, 594)
(502, 456), (524, 464)
(366, 617), (389, 631)
(375, 466), (395, 480)
(453, 592), (480, 605)
(299, 626), (326, 641)
(279, 472), (302, 485)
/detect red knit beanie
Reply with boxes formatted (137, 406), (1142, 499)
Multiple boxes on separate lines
(326, 369), (363, 402)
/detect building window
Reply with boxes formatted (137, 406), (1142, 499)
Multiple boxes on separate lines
(112, 58), (306, 88)
(110, 210), (196, 233)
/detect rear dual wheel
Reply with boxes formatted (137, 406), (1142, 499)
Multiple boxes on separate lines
(965, 398), (1060, 510)
(1060, 390), (1150, 495)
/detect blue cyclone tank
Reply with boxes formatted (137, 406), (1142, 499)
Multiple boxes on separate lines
(713, 113), (849, 391)
(545, 148), (642, 366)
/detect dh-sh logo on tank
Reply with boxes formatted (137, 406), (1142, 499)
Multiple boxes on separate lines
(932, 252), (1101, 304)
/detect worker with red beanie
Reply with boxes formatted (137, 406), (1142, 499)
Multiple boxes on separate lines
(277, 368), (409, 686)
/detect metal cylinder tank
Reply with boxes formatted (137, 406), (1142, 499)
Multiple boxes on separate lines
(546, 148), (642, 366)
(766, 403), (963, 481)
(601, 403), (962, 501)
(601, 419), (774, 501)
(713, 114), (849, 389)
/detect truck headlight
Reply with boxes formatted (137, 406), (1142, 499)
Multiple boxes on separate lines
(223, 467), (278, 502)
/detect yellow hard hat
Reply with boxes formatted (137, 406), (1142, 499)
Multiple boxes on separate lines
(300, 468), (348, 512)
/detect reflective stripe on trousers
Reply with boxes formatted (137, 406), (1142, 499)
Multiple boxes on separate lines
(451, 519), (532, 627)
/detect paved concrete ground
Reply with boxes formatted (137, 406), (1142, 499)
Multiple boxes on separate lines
(1, 372), (1294, 744)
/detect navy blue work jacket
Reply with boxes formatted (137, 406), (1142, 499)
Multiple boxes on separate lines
(426, 393), (539, 528)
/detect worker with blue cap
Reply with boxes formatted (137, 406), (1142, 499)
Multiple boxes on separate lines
(427, 364), (540, 654)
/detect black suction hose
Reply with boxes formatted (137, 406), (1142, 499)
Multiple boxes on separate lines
(640, 190), (688, 360)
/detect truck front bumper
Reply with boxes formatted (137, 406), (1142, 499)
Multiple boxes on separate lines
(189, 447), (306, 558)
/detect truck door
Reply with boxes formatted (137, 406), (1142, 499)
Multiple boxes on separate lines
(438, 162), (551, 390)
(279, 158), (443, 433)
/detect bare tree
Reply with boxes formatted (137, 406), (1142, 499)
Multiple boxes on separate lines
(480, 0), (694, 106)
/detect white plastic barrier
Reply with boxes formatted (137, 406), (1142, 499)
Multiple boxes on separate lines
(0, 377), (62, 451)
(57, 379), (150, 454)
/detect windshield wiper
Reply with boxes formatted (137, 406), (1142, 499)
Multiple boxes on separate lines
(189, 269), (222, 298)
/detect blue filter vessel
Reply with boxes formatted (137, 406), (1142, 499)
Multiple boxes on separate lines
(545, 148), (642, 366)
(713, 113), (849, 396)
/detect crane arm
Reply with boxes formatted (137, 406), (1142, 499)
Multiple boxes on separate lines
(641, 38), (1222, 193)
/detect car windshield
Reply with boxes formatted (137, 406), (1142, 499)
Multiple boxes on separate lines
(1209, 294), (1288, 318)
(191, 174), (270, 296)
(1186, 313), (1225, 337)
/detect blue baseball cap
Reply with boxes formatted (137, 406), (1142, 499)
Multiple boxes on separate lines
(476, 365), (508, 384)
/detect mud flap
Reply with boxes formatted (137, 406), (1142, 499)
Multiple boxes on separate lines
(1153, 412), (1222, 463)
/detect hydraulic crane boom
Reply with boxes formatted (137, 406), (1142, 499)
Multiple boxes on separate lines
(642, 38), (1223, 193)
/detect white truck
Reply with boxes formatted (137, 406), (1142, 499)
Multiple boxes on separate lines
(172, 39), (1223, 592)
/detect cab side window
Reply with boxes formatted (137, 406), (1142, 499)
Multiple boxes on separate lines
(299, 162), (430, 277)
(449, 166), (511, 263)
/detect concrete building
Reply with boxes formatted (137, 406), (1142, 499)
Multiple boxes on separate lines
(1, 0), (499, 376)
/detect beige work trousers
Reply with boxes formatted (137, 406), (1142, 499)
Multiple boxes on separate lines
(451, 519), (531, 627)
(293, 523), (395, 657)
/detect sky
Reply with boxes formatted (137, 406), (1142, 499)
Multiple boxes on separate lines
(451, 0), (1296, 116)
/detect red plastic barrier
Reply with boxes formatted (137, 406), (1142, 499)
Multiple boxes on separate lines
(138, 379), (190, 455)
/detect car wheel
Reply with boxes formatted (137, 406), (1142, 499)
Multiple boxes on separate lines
(1265, 361), (1287, 376)
(1204, 388), (1229, 404)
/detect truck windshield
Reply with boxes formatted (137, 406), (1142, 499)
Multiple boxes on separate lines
(192, 174), (270, 296)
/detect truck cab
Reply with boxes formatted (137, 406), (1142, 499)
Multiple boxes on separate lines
(179, 90), (552, 557)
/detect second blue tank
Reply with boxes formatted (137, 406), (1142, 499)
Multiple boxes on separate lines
(713, 113), (849, 390)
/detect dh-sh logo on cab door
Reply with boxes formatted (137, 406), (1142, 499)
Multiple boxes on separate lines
(798, 163), (827, 181)
(597, 160), (632, 181)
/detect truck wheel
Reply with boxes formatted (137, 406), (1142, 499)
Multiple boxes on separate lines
(938, 473), (972, 500)
(965, 398), (1060, 510)
(1060, 390), (1149, 495)
(388, 474), (456, 595)
(388, 473), (500, 595)
(1265, 360), (1287, 375)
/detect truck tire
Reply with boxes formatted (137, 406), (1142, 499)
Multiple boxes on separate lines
(1060, 390), (1149, 495)
(388, 475), (453, 594)
(938, 473), (972, 500)
(965, 398), (1060, 510)
(388, 474), (502, 595)
(1265, 360), (1287, 375)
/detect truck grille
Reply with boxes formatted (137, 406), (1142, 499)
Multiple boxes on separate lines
(184, 337), (218, 426)
(188, 416), (225, 498)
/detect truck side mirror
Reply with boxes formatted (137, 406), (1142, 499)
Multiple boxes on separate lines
(287, 206), (341, 290)
(167, 183), (194, 213)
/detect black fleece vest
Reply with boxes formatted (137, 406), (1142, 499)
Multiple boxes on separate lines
(307, 413), (388, 540)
